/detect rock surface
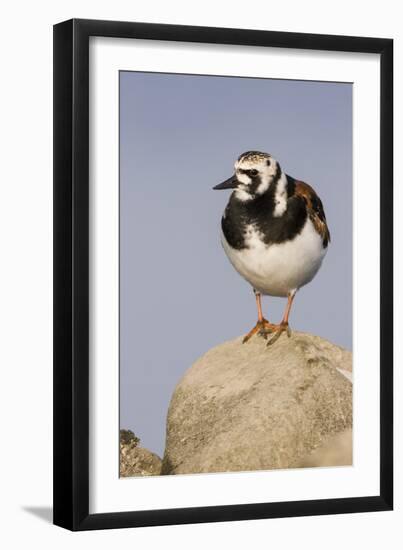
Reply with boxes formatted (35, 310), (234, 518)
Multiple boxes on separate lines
(162, 332), (352, 475)
(120, 429), (162, 477)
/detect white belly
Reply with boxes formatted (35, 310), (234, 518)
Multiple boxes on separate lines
(221, 219), (327, 297)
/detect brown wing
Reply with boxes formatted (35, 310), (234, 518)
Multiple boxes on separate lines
(294, 180), (330, 247)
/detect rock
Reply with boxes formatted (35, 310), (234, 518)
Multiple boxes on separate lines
(120, 429), (140, 446)
(162, 332), (352, 475)
(120, 429), (162, 477)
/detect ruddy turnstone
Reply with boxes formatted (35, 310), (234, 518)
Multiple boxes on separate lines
(213, 151), (330, 345)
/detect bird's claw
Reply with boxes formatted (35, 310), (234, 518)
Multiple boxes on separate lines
(258, 327), (270, 339)
(243, 319), (292, 346)
(242, 319), (275, 343)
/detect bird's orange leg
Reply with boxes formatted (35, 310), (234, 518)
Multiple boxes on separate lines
(266, 290), (296, 346)
(242, 291), (276, 343)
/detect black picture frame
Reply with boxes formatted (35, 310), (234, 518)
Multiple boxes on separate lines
(53, 18), (393, 531)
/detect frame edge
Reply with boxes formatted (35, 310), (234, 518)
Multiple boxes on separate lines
(53, 18), (74, 530)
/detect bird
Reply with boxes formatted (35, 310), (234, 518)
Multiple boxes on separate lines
(213, 150), (330, 345)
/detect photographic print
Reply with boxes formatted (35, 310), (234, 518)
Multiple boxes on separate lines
(119, 71), (353, 477)
(54, 19), (392, 530)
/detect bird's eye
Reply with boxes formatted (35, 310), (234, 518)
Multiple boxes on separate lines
(249, 169), (258, 176)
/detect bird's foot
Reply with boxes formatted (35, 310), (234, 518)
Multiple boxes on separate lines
(266, 322), (292, 346)
(242, 318), (277, 343)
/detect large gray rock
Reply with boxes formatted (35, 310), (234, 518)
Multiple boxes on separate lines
(162, 332), (352, 475)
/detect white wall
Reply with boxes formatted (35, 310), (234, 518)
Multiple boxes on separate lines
(0, 0), (400, 547)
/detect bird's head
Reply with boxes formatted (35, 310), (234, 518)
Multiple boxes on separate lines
(213, 151), (281, 201)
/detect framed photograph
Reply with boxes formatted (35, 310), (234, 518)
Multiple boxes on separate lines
(53, 19), (393, 530)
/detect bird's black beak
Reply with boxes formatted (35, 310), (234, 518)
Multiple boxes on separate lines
(213, 175), (238, 190)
